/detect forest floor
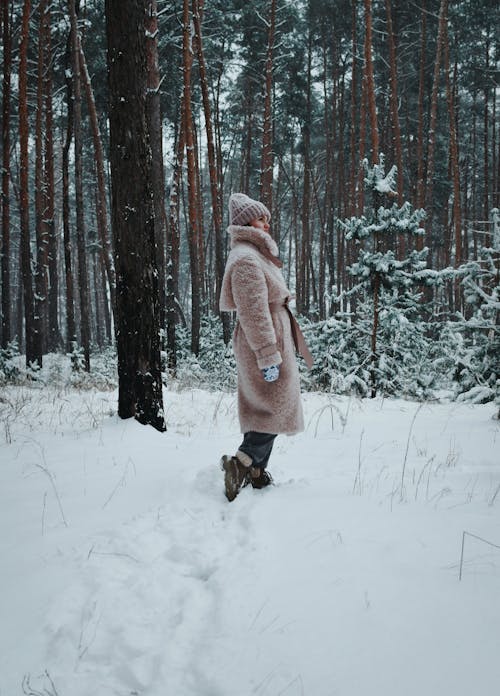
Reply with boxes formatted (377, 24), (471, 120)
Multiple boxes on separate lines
(1, 381), (499, 696)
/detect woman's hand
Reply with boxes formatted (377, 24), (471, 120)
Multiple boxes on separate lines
(262, 365), (280, 382)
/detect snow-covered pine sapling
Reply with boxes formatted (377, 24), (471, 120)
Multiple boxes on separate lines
(453, 209), (500, 418)
(338, 155), (427, 398)
(0, 340), (20, 384)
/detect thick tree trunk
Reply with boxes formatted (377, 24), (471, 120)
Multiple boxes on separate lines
(1, 0), (12, 347)
(69, 0), (91, 371)
(106, 0), (166, 431)
(145, 0), (167, 335)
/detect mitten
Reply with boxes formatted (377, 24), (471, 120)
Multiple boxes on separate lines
(262, 365), (280, 382)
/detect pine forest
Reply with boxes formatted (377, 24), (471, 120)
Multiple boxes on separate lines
(0, 0), (499, 423)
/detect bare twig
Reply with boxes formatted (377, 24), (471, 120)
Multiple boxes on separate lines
(400, 404), (423, 502)
(32, 459), (68, 528)
(459, 531), (500, 581)
(489, 481), (500, 507)
(41, 491), (47, 536)
(102, 460), (130, 509)
(353, 429), (364, 495)
(22, 671), (59, 696)
(414, 455), (435, 501)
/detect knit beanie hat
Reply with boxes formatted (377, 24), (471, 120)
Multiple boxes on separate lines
(229, 192), (271, 226)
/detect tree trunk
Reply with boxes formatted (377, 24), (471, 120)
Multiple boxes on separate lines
(106, 0), (166, 431)
(443, 19), (461, 271)
(166, 106), (185, 370)
(483, 37), (490, 240)
(78, 36), (116, 315)
(370, 271), (380, 398)
(145, 0), (167, 335)
(44, 2), (59, 351)
(34, 0), (49, 359)
(92, 250), (103, 348)
(363, 0), (379, 164)
(260, 0), (276, 215)
(385, 0), (405, 257)
(349, 0), (358, 217)
(62, 39), (76, 353)
(415, 0), (427, 206)
(19, 0), (39, 367)
(1, 0), (12, 347)
(192, 0), (230, 342)
(69, 0), (91, 370)
(242, 82), (253, 192)
(299, 33), (312, 316)
(424, 0), (448, 250)
(415, 0), (427, 248)
(182, 0), (202, 355)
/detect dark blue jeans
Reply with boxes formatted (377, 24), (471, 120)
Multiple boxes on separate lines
(238, 431), (277, 470)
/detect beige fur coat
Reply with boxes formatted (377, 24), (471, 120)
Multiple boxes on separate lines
(220, 225), (304, 435)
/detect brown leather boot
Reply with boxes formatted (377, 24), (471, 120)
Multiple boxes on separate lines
(249, 467), (273, 489)
(220, 455), (250, 501)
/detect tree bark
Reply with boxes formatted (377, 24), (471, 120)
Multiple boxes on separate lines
(182, 0), (202, 355)
(78, 36), (116, 316)
(424, 0), (448, 251)
(443, 19), (461, 270)
(44, 2), (60, 351)
(69, 0), (91, 370)
(34, 0), (49, 359)
(62, 38), (76, 353)
(483, 37), (490, 239)
(385, 0), (404, 229)
(1, 0), (12, 347)
(145, 0), (167, 335)
(192, 0), (230, 342)
(19, 0), (39, 367)
(260, 0), (276, 215)
(106, 0), (166, 431)
(349, 0), (358, 217)
(363, 0), (379, 164)
(166, 106), (185, 370)
(299, 32), (312, 316)
(415, 0), (427, 250)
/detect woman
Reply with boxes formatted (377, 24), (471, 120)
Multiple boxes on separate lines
(219, 193), (312, 501)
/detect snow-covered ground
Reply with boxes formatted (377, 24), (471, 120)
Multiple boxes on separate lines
(1, 384), (499, 696)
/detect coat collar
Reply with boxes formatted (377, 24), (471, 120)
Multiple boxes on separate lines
(228, 224), (280, 259)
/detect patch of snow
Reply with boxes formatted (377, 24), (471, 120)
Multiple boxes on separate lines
(0, 387), (499, 695)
